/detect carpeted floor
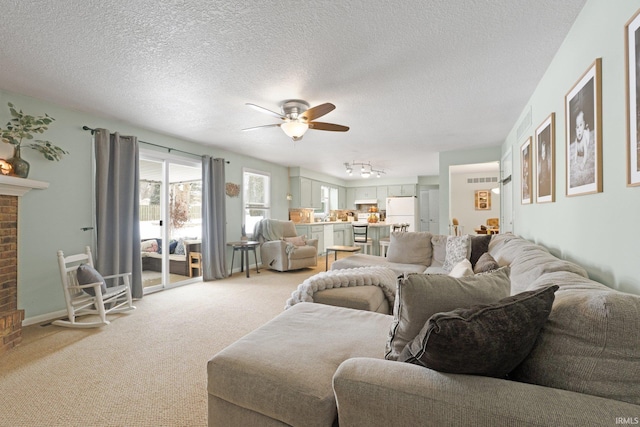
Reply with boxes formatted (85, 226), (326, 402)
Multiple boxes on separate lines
(0, 260), (326, 427)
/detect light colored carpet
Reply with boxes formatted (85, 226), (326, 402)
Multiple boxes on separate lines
(0, 260), (326, 427)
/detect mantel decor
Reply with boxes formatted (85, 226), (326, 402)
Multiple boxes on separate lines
(0, 102), (69, 178)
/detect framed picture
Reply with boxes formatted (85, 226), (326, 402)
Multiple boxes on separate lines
(474, 190), (491, 210)
(521, 137), (532, 204)
(565, 58), (603, 196)
(625, 9), (640, 186)
(535, 113), (556, 203)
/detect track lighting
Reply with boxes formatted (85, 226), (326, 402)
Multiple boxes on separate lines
(344, 161), (385, 178)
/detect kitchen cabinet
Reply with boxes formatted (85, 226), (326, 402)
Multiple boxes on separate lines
(291, 177), (322, 209)
(300, 178), (312, 207)
(346, 188), (356, 208)
(310, 181), (322, 209)
(355, 186), (377, 200)
(295, 224), (325, 255)
(387, 184), (416, 197)
(332, 223), (350, 246)
(377, 186), (388, 209)
(338, 187), (347, 209)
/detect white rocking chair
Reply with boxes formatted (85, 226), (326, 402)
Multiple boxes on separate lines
(53, 246), (136, 328)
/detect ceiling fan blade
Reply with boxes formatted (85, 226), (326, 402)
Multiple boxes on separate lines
(246, 103), (286, 120)
(308, 121), (349, 132)
(300, 103), (335, 121)
(242, 123), (281, 131)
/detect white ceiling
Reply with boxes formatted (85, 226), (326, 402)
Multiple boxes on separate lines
(0, 1), (586, 180)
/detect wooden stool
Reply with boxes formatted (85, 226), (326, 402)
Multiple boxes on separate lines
(189, 252), (202, 277)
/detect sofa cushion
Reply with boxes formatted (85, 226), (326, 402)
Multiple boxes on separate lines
(442, 235), (471, 272)
(510, 287), (640, 406)
(76, 263), (107, 296)
(399, 285), (558, 378)
(207, 303), (393, 426)
(448, 259), (474, 278)
(385, 267), (511, 360)
(469, 234), (492, 267)
(430, 235), (448, 268)
(386, 232), (432, 266)
(473, 252), (500, 274)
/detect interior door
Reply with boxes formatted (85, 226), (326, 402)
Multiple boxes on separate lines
(419, 189), (440, 233)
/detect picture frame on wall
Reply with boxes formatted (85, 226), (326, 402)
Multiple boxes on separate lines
(521, 137), (532, 204)
(565, 58), (602, 196)
(625, 9), (640, 186)
(535, 113), (555, 203)
(474, 190), (491, 210)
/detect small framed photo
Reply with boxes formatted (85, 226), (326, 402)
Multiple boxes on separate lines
(535, 113), (555, 203)
(565, 58), (603, 196)
(474, 190), (491, 210)
(625, 9), (640, 186)
(521, 137), (532, 204)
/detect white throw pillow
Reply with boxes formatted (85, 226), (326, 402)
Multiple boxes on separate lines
(448, 258), (474, 278)
(442, 235), (471, 273)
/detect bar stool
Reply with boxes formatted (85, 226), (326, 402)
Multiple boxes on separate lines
(352, 224), (373, 255)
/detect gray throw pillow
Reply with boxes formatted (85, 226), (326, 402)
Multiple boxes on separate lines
(399, 285), (558, 378)
(470, 234), (492, 267)
(386, 232), (432, 266)
(385, 267), (511, 360)
(76, 263), (107, 296)
(473, 252), (500, 274)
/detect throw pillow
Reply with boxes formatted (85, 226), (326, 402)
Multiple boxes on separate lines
(430, 235), (448, 267)
(442, 235), (471, 273)
(169, 240), (179, 254)
(474, 252), (500, 274)
(174, 238), (186, 255)
(385, 267), (511, 360)
(284, 236), (306, 246)
(469, 234), (492, 267)
(448, 259), (474, 278)
(398, 285), (558, 378)
(140, 239), (158, 253)
(386, 232), (432, 266)
(76, 263), (107, 296)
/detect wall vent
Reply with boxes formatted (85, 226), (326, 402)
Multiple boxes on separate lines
(467, 177), (498, 184)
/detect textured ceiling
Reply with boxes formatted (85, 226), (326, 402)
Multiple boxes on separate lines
(0, 0), (586, 180)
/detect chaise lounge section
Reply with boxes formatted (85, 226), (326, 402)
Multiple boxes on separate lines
(207, 233), (640, 426)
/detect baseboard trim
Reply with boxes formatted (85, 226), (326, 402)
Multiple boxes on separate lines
(23, 309), (67, 327)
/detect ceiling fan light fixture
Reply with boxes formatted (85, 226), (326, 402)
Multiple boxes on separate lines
(280, 120), (309, 140)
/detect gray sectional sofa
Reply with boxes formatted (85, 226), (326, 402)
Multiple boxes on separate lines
(207, 233), (640, 426)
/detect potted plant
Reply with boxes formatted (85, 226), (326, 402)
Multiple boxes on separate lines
(0, 102), (69, 178)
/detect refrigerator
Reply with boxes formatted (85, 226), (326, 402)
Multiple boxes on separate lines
(385, 196), (418, 231)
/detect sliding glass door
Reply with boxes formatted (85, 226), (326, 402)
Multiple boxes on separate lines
(139, 153), (202, 293)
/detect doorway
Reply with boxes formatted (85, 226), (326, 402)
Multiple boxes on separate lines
(139, 154), (202, 293)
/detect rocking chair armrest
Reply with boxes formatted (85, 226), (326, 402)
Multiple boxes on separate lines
(69, 282), (104, 293)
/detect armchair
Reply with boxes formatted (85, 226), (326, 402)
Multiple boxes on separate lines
(253, 219), (318, 271)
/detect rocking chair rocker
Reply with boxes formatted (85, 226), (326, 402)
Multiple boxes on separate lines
(53, 246), (136, 328)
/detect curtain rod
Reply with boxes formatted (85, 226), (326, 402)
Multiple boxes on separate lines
(82, 125), (229, 163)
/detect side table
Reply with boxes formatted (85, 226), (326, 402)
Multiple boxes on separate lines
(325, 245), (361, 271)
(227, 241), (260, 278)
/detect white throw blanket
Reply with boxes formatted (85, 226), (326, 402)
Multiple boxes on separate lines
(285, 266), (398, 309)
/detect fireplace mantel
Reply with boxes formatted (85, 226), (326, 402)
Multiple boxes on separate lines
(0, 175), (49, 196)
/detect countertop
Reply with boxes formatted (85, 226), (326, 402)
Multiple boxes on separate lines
(294, 221), (394, 227)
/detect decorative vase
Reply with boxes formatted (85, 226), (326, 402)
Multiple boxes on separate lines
(7, 146), (29, 178)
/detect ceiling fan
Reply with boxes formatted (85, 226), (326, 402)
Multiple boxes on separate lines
(242, 99), (349, 141)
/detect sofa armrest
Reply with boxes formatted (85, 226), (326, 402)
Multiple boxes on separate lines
(333, 358), (639, 427)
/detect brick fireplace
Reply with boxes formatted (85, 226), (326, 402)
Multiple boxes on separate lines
(0, 176), (48, 355)
(0, 194), (22, 355)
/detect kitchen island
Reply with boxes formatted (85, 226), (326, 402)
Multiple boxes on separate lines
(294, 221), (393, 257)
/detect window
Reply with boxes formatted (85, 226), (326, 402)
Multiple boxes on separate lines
(243, 168), (270, 235)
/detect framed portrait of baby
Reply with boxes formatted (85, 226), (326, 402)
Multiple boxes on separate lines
(565, 58), (602, 197)
(625, 9), (640, 186)
(535, 113), (555, 204)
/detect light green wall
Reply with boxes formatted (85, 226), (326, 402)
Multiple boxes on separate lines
(504, 0), (640, 295)
(0, 89), (289, 321)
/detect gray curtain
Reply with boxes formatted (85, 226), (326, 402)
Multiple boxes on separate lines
(94, 129), (143, 298)
(202, 156), (227, 280)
